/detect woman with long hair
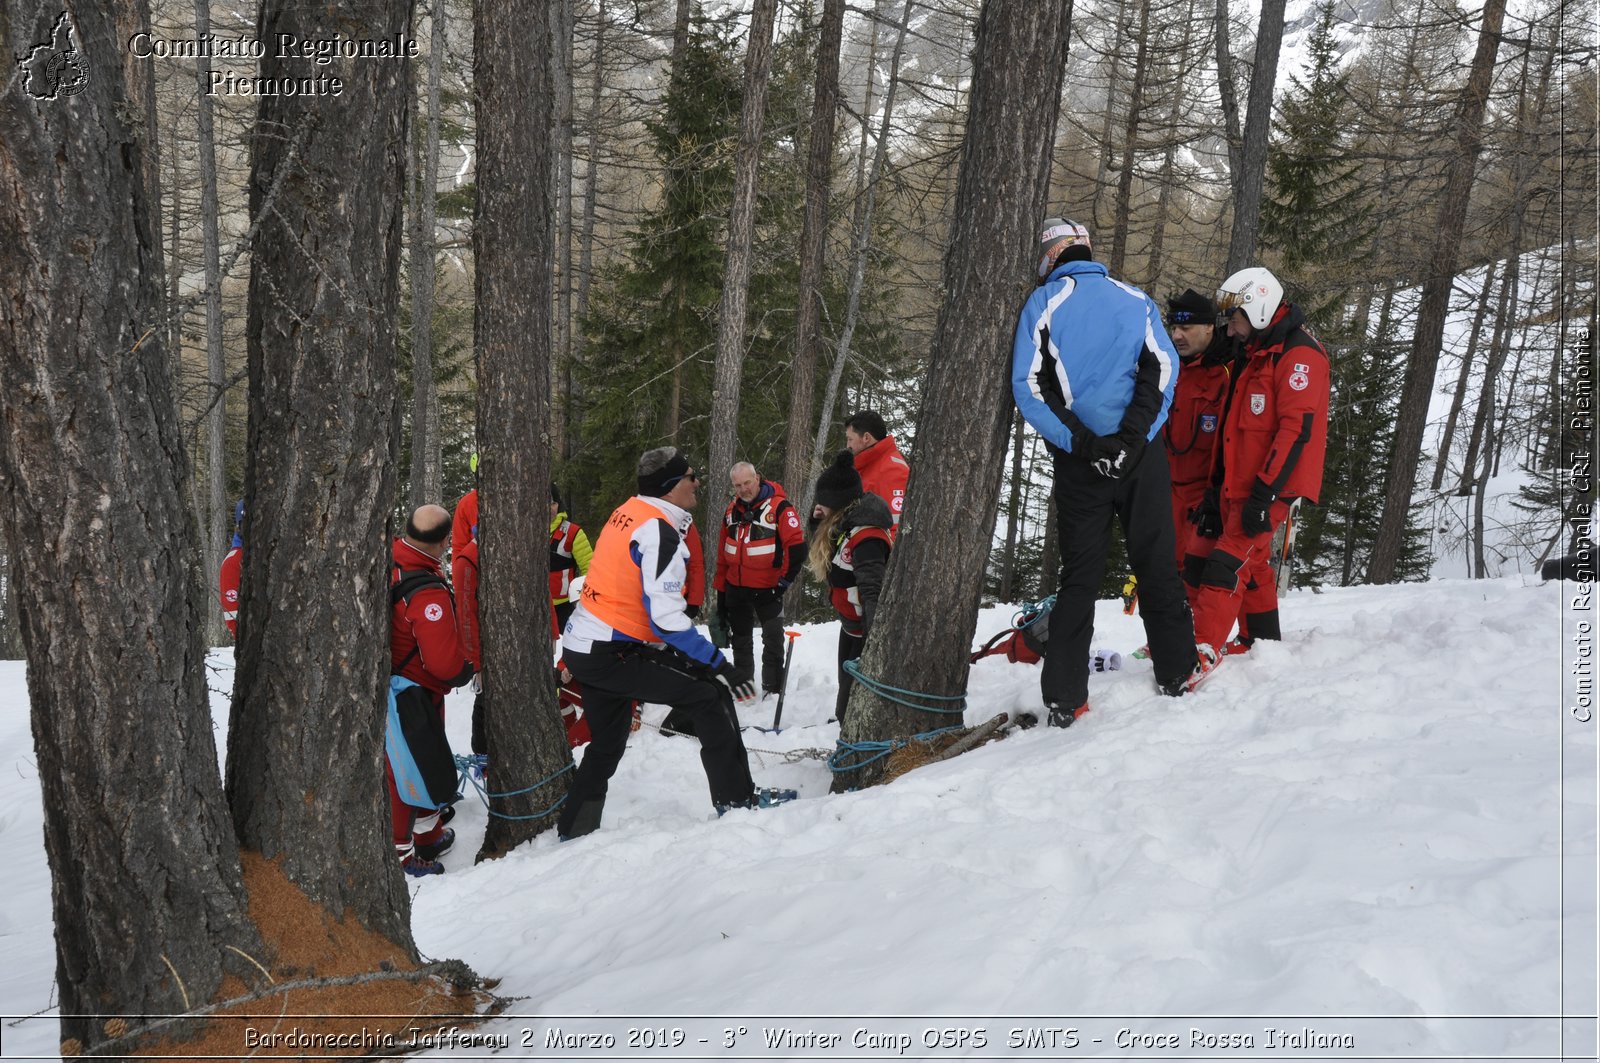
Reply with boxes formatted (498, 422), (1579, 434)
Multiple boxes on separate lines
(806, 451), (894, 724)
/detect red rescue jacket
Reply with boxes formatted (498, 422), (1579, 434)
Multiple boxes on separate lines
(452, 488), (478, 556)
(824, 494), (894, 635)
(1220, 304), (1330, 503)
(853, 436), (910, 537)
(713, 480), (805, 591)
(219, 545), (242, 638)
(1164, 337), (1235, 489)
(391, 538), (476, 696)
(452, 540), (481, 669)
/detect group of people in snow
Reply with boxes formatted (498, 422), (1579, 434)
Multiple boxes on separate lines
(217, 215), (1327, 871)
(1013, 217), (1328, 727)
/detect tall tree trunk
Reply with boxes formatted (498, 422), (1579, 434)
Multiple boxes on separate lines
(195, 0), (229, 647)
(1089, 0), (1131, 231)
(781, 0), (846, 502)
(408, 0), (446, 508)
(1367, 0), (1508, 582)
(704, 0), (780, 586)
(230, 0), (420, 948)
(1223, 0), (1287, 273)
(834, 0), (1074, 791)
(673, 0), (694, 62)
(1107, 0), (1152, 275)
(475, 0), (573, 856)
(801, 0), (915, 520)
(1431, 262), (1498, 490)
(571, 0), (608, 464)
(551, 0), (576, 461)
(0, 3), (262, 1049)
(998, 409), (1026, 602)
(1040, 491), (1060, 599)
(1214, 0), (1243, 183)
(1145, 0), (1199, 293)
(1458, 256), (1517, 493)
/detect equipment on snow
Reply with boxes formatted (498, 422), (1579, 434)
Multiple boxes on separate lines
(1121, 574), (1139, 616)
(764, 629), (803, 733)
(386, 676), (457, 810)
(717, 786), (800, 815)
(1181, 644), (1223, 694)
(1273, 497), (1304, 592)
(970, 596), (1054, 665)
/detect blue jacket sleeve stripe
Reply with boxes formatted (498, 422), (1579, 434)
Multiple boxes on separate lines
(1010, 279), (1079, 452)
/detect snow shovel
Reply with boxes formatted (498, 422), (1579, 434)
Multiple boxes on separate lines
(759, 630), (802, 733)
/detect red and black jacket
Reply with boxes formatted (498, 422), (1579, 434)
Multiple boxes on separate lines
(713, 480), (806, 591)
(824, 493), (894, 637)
(1218, 303), (1330, 503)
(1164, 332), (1237, 489)
(391, 538), (476, 696)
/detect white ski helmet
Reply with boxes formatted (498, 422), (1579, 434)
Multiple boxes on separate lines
(1215, 267), (1283, 330)
(1037, 218), (1092, 279)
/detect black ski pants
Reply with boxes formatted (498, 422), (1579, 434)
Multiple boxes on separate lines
(557, 642), (754, 837)
(724, 585), (786, 692)
(1044, 444), (1195, 708)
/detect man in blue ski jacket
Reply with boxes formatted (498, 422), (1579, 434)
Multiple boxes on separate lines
(1011, 218), (1206, 722)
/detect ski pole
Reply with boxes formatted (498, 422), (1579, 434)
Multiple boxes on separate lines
(770, 630), (802, 732)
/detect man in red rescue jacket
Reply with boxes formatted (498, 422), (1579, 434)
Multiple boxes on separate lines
(1188, 267), (1329, 655)
(844, 410), (910, 538)
(1163, 289), (1238, 592)
(390, 504), (476, 875)
(713, 462), (805, 695)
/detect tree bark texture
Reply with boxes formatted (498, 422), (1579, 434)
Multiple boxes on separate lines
(196, 0), (229, 647)
(1214, 0), (1243, 186)
(1223, 0), (1287, 274)
(705, 0), (780, 585)
(834, 0), (1074, 791)
(408, 0), (446, 508)
(475, 0), (573, 856)
(230, 0), (419, 948)
(551, 0), (575, 462)
(801, 0), (915, 521)
(1367, 0), (1507, 583)
(1107, 0), (1151, 277)
(781, 0), (846, 504)
(0, 2), (261, 1048)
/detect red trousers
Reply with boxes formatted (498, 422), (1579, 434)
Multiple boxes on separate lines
(1187, 496), (1291, 651)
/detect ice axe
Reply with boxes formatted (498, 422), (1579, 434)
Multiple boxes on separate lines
(763, 630), (803, 733)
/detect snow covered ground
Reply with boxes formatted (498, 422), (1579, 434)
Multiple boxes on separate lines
(0, 577), (1594, 1060)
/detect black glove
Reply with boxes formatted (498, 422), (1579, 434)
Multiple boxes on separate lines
(685, 603), (701, 620)
(1241, 479), (1276, 537)
(1084, 433), (1143, 480)
(1189, 487), (1222, 540)
(715, 659), (757, 703)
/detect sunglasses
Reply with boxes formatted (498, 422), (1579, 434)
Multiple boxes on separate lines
(662, 470), (700, 489)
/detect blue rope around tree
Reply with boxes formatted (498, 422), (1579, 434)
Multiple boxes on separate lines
(453, 754), (572, 821)
(841, 658), (967, 715)
(831, 656), (969, 773)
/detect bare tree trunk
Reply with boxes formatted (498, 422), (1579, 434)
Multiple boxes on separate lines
(195, 0), (229, 647)
(1214, 0), (1243, 182)
(998, 409), (1026, 602)
(1223, 0), (1287, 273)
(801, 0), (916, 520)
(1107, 0), (1151, 275)
(704, 0), (780, 586)
(1040, 490), (1059, 598)
(1458, 257), (1517, 493)
(475, 0), (573, 856)
(0, 3), (262, 1048)
(1367, 0), (1508, 582)
(230, 0), (420, 948)
(1145, 0), (1200, 293)
(551, 0), (576, 461)
(674, 0), (694, 62)
(408, 0), (446, 508)
(570, 0), (607, 464)
(1089, 0), (1131, 231)
(781, 0), (846, 501)
(1432, 262), (1498, 490)
(835, 0), (1074, 791)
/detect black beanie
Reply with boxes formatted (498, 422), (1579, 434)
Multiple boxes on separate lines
(551, 483), (563, 508)
(637, 446), (692, 498)
(814, 450), (863, 510)
(1167, 287), (1217, 326)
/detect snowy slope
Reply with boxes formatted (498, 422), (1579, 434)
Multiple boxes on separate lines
(0, 579), (1593, 1060)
